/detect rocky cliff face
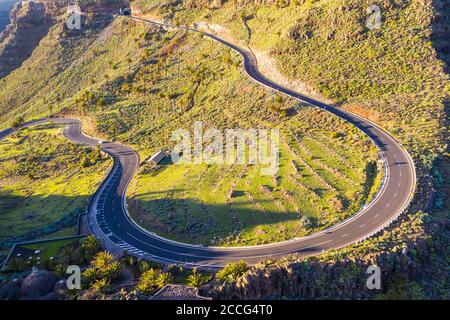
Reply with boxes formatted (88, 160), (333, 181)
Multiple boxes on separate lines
(0, 0), (128, 79)
(0, 1), (60, 79)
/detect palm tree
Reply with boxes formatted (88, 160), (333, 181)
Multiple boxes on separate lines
(109, 123), (117, 141)
(12, 116), (25, 137)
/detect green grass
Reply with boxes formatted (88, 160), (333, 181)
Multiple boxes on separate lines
(0, 124), (111, 251)
(22, 238), (81, 261)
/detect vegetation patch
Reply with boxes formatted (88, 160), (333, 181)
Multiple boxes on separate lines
(0, 124), (111, 257)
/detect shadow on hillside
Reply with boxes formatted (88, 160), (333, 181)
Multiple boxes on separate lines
(128, 193), (319, 247)
(0, 184), (319, 249)
(431, 0), (450, 73)
(0, 190), (88, 250)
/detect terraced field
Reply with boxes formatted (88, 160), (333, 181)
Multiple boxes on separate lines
(129, 107), (381, 246)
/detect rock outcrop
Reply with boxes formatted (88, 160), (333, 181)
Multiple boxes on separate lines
(0, 1), (57, 78)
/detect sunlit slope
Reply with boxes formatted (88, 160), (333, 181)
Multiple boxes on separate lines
(0, 124), (111, 252)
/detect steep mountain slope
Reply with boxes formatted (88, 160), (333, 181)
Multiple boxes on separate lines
(129, 0), (449, 298)
(0, 1), (60, 79)
(133, 0), (449, 167)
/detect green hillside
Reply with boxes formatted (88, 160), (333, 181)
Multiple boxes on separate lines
(132, 0), (449, 167)
(0, 0), (448, 299)
(0, 3), (381, 246)
(0, 124), (111, 256)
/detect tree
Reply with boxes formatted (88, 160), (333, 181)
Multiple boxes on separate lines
(109, 123), (117, 141)
(48, 103), (54, 117)
(96, 98), (106, 111)
(12, 116), (25, 137)
(93, 144), (102, 161)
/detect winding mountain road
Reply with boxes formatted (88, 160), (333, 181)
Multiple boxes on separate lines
(0, 16), (416, 268)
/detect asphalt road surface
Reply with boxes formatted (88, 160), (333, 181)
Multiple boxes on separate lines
(0, 17), (416, 268)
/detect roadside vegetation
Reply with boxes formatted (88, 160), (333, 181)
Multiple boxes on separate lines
(0, 235), (215, 300)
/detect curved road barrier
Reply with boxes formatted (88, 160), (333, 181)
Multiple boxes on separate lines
(0, 17), (416, 267)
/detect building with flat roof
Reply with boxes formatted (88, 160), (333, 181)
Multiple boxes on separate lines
(147, 150), (166, 166)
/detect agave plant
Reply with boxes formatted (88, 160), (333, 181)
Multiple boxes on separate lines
(156, 272), (173, 288)
(186, 268), (203, 288)
(136, 268), (159, 295)
(103, 261), (121, 281)
(90, 278), (109, 293)
(92, 251), (114, 270)
(82, 267), (98, 285)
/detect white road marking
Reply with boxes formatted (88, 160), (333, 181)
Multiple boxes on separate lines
(342, 233), (348, 238)
(359, 224), (366, 229)
(125, 232), (332, 259)
(374, 213), (379, 219)
(385, 203), (390, 208)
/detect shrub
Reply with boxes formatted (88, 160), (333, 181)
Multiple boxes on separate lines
(216, 260), (249, 282)
(186, 268), (211, 288)
(136, 268), (159, 295)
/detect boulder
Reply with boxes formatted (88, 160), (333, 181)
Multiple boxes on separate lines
(20, 267), (57, 299)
